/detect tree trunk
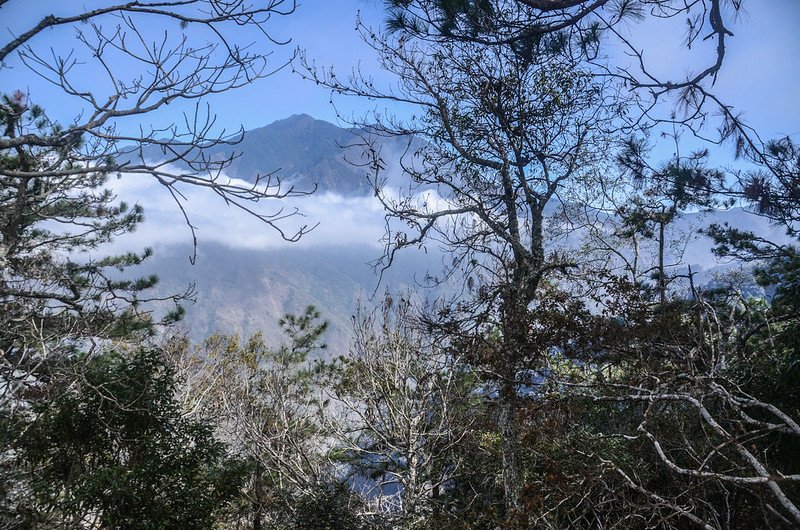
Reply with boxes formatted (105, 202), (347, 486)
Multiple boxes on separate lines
(253, 462), (264, 530)
(658, 217), (666, 309)
(499, 373), (521, 513)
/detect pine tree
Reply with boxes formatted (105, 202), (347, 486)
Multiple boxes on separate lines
(0, 93), (241, 528)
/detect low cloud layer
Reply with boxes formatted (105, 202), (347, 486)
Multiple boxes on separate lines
(108, 171), (393, 253)
(104, 168), (792, 281)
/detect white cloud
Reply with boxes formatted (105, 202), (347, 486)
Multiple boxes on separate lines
(106, 169), (404, 253)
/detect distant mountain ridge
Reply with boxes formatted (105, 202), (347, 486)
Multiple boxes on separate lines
(138, 114), (398, 196)
(144, 207), (788, 354)
(131, 114), (792, 355)
(145, 243), (445, 355)
(216, 114), (374, 195)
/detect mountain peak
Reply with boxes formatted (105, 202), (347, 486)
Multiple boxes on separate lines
(286, 112), (316, 121)
(216, 114), (373, 195)
(269, 113), (332, 128)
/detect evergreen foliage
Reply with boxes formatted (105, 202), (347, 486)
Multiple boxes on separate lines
(0, 94), (241, 528)
(13, 348), (244, 529)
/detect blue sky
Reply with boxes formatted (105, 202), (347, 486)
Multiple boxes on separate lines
(2, 1), (797, 141)
(0, 1), (391, 131)
(1, 1), (797, 255)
